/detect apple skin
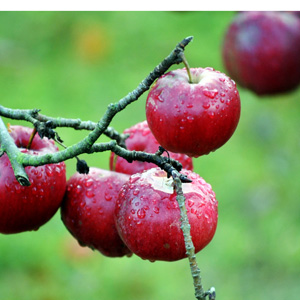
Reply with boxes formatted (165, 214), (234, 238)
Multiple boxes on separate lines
(222, 11), (300, 95)
(0, 125), (67, 234)
(146, 67), (241, 157)
(61, 168), (132, 257)
(110, 120), (193, 174)
(115, 167), (218, 262)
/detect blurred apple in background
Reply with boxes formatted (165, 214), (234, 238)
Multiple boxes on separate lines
(222, 11), (300, 95)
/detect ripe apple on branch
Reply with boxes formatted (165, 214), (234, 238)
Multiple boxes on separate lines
(0, 35), (241, 300)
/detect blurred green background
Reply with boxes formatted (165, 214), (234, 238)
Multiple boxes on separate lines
(0, 11), (300, 300)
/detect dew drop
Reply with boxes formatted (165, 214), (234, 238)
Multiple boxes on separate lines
(80, 201), (86, 208)
(202, 103), (210, 109)
(186, 103), (193, 108)
(14, 184), (22, 194)
(219, 77), (225, 82)
(187, 199), (194, 208)
(137, 208), (146, 219)
(5, 178), (12, 192)
(208, 111), (215, 119)
(196, 213), (202, 219)
(203, 88), (218, 99)
(131, 209), (136, 215)
(39, 188), (45, 196)
(85, 190), (95, 198)
(85, 178), (94, 187)
(45, 166), (54, 177)
(105, 193), (112, 201)
(187, 116), (194, 123)
(32, 168), (39, 175)
(32, 186), (38, 195)
(153, 207), (160, 214)
(55, 166), (62, 175)
(75, 185), (83, 194)
(133, 188), (140, 196)
(191, 208), (197, 214)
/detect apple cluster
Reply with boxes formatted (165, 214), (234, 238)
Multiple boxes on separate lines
(222, 11), (300, 95)
(61, 63), (242, 261)
(0, 62), (241, 261)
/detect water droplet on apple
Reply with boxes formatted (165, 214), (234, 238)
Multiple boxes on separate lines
(137, 208), (146, 219)
(226, 99), (231, 105)
(219, 77), (225, 82)
(55, 166), (62, 175)
(105, 193), (112, 201)
(85, 190), (95, 198)
(131, 209), (136, 215)
(75, 185), (82, 194)
(196, 213), (202, 219)
(187, 199), (194, 207)
(32, 186), (38, 195)
(14, 184), (22, 194)
(187, 116), (194, 123)
(202, 88), (218, 99)
(85, 178), (94, 187)
(153, 207), (159, 214)
(202, 103), (210, 109)
(31, 168), (39, 175)
(133, 188), (140, 196)
(80, 201), (86, 208)
(191, 208), (197, 214)
(5, 178), (12, 191)
(208, 111), (215, 119)
(45, 166), (53, 177)
(39, 188), (45, 196)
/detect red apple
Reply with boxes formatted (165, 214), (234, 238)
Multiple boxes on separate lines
(115, 167), (218, 262)
(146, 67), (240, 157)
(0, 125), (67, 234)
(61, 167), (132, 257)
(222, 11), (300, 95)
(110, 120), (193, 174)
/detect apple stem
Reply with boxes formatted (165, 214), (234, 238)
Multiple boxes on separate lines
(180, 53), (193, 83)
(26, 127), (37, 150)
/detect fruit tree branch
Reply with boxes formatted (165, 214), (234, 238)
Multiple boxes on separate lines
(0, 117), (30, 186)
(0, 36), (193, 185)
(172, 171), (216, 300)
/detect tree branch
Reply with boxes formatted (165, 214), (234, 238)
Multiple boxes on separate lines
(172, 171), (216, 300)
(0, 36), (194, 177)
